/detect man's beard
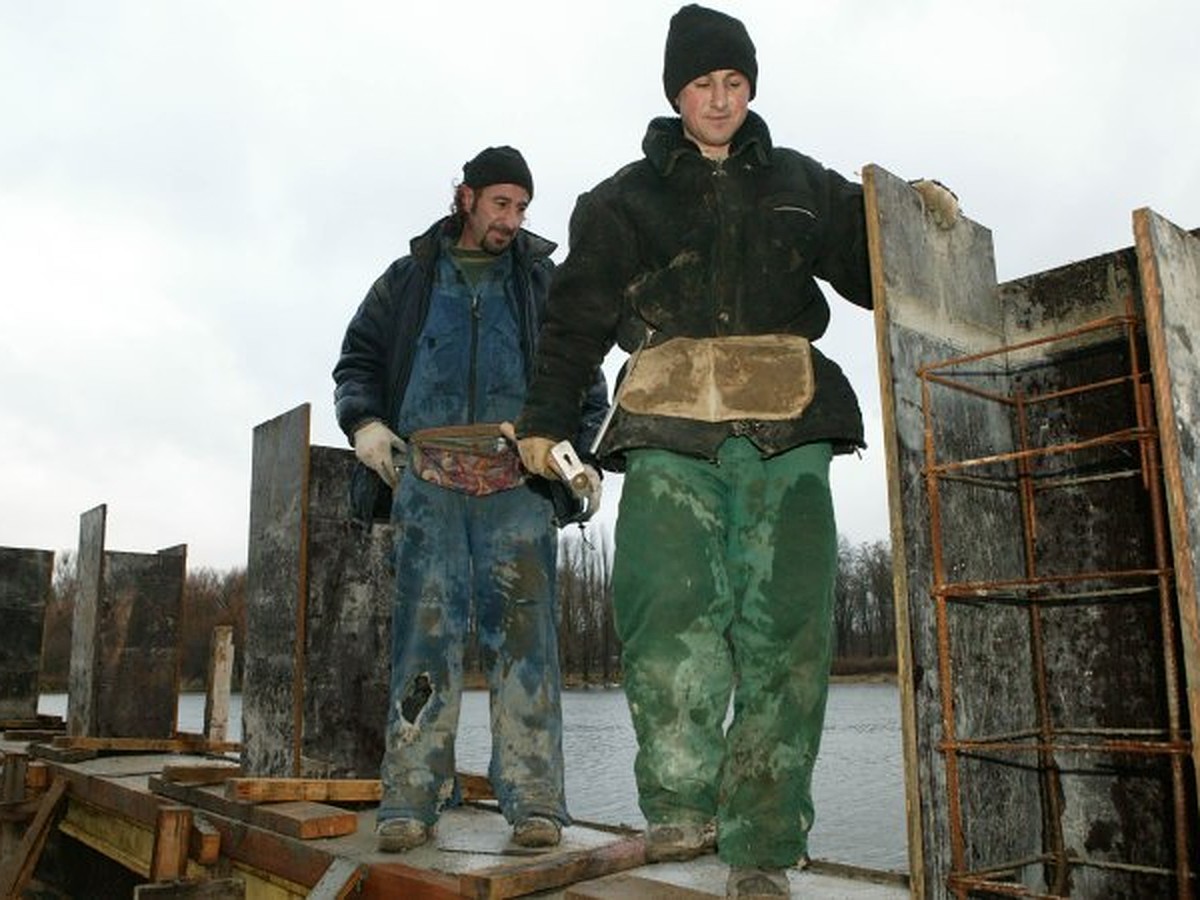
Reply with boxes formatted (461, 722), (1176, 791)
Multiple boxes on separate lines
(482, 226), (515, 255)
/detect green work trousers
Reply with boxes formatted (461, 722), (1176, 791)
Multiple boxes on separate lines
(612, 437), (837, 868)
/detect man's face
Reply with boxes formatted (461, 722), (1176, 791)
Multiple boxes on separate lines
(458, 183), (530, 254)
(676, 68), (751, 160)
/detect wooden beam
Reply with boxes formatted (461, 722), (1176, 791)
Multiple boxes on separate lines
(161, 763), (243, 786)
(225, 777), (381, 804)
(150, 776), (357, 840)
(359, 861), (461, 900)
(0, 775), (68, 898)
(51, 735), (240, 754)
(461, 837), (646, 899)
(149, 805), (193, 881)
(565, 873), (712, 899)
(308, 858), (365, 899)
(224, 771), (494, 804)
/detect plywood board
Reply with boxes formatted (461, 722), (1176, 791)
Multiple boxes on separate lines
(68, 504), (106, 736)
(0, 547), (53, 721)
(1134, 207), (1200, 811)
(300, 445), (392, 779)
(869, 162), (1196, 897)
(243, 403), (311, 777)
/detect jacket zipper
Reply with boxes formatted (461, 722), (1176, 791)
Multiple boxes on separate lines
(468, 291), (481, 423)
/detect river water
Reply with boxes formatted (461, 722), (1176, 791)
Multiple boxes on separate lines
(40, 681), (907, 872)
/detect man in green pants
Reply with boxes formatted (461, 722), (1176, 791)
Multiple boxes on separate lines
(507, 4), (956, 896)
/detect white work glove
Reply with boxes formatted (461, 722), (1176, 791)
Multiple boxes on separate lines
(353, 420), (406, 489)
(911, 178), (960, 229)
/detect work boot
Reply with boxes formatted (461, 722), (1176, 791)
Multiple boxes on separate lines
(726, 866), (791, 898)
(512, 815), (562, 848)
(643, 820), (717, 862)
(376, 817), (430, 852)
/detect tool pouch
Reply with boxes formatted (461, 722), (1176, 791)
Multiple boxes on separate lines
(408, 424), (526, 496)
(617, 334), (815, 422)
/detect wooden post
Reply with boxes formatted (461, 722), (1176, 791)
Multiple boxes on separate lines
(149, 805), (193, 881)
(204, 626), (234, 744)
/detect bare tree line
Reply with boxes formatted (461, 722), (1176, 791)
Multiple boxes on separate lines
(37, 532), (895, 691)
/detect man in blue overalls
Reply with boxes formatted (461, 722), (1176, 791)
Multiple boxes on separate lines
(333, 146), (608, 852)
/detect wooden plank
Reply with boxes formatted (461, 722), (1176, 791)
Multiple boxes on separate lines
(0, 547), (53, 721)
(51, 735), (240, 754)
(69, 504), (106, 736)
(149, 805), (193, 880)
(308, 858), (365, 900)
(133, 878), (246, 899)
(205, 625), (235, 743)
(461, 836), (646, 899)
(149, 776), (357, 839)
(0, 775), (68, 897)
(1134, 206), (1200, 815)
(565, 872), (712, 899)
(458, 772), (495, 801)
(162, 763), (244, 785)
(244, 404), (311, 777)
(29, 742), (97, 763)
(359, 861), (461, 900)
(226, 777), (382, 803)
(223, 772), (492, 804)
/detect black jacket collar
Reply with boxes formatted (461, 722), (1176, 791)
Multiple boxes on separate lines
(642, 110), (774, 176)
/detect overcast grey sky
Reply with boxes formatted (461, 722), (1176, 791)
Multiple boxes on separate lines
(2, 1), (1197, 569)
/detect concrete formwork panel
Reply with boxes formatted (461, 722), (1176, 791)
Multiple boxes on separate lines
(866, 164), (1197, 898)
(0, 547), (54, 721)
(67, 504), (186, 738)
(242, 403), (392, 778)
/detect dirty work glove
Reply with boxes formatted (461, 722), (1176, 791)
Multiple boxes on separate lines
(579, 465), (603, 519)
(911, 178), (960, 229)
(353, 420), (406, 489)
(499, 422), (557, 478)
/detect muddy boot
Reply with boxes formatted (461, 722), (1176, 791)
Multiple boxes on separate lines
(726, 866), (791, 898)
(512, 815), (562, 848)
(376, 817), (430, 852)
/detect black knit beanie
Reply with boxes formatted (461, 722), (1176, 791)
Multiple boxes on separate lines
(662, 4), (757, 108)
(462, 145), (534, 198)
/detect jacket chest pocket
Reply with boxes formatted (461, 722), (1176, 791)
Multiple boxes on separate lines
(760, 194), (820, 273)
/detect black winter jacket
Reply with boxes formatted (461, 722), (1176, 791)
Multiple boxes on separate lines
(517, 112), (872, 466)
(333, 217), (609, 522)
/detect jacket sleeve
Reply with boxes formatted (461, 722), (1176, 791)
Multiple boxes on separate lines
(813, 163), (873, 310)
(519, 191), (629, 441)
(332, 261), (405, 443)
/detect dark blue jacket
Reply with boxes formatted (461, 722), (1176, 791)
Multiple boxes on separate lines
(334, 216), (609, 522)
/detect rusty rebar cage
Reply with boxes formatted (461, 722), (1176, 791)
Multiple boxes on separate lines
(919, 306), (1195, 898)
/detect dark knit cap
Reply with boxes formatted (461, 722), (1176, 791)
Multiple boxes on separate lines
(462, 145), (534, 198)
(662, 4), (757, 107)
